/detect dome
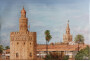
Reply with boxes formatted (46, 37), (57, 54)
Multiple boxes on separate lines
(21, 7), (26, 13)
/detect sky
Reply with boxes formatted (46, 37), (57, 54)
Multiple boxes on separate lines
(0, 0), (89, 47)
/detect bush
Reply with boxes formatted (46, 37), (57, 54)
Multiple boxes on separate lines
(75, 46), (90, 60)
(63, 55), (69, 60)
(44, 52), (69, 60)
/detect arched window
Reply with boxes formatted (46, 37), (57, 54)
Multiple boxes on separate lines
(17, 42), (19, 45)
(29, 53), (32, 57)
(16, 53), (19, 57)
(68, 31), (69, 33)
(31, 37), (32, 40)
(30, 42), (31, 45)
(24, 42), (25, 45)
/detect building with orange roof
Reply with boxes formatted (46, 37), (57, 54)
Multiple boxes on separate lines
(2, 49), (10, 60)
(1, 43), (88, 60)
(37, 43), (87, 59)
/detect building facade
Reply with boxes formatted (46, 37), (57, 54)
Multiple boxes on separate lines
(10, 7), (37, 60)
(2, 43), (87, 60)
(63, 20), (72, 43)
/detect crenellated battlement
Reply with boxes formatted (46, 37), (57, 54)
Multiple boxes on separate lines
(10, 31), (36, 36)
(10, 31), (36, 42)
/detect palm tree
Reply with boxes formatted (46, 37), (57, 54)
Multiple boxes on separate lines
(45, 30), (52, 55)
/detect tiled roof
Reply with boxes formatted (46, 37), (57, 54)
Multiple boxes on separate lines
(5, 49), (10, 52)
(37, 44), (87, 51)
(5, 44), (88, 52)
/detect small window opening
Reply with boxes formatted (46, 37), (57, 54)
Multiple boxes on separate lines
(29, 53), (32, 57)
(16, 53), (19, 57)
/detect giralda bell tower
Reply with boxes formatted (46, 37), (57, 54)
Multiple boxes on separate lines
(63, 20), (72, 44)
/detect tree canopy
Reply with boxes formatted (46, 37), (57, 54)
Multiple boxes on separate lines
(75, 46), (90, 60)
(45, 30), (52, 42)
(74, 34), (84, 43)
(5, 46), (10, 49)
(0, 45), (4, 54)
(44, 52), (69, 60)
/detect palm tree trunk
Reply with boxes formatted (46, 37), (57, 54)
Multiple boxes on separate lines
(46, 41), (48, 55)
(78, 43), (79, 52)
(47, 41), (48, 55)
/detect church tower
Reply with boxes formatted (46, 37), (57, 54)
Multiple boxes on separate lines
(63, 20), (72, 43)
(10, 7), (37, 60)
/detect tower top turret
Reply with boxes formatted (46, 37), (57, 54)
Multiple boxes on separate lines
(21, 7), (26, 14)
(66, 20), (70, 34)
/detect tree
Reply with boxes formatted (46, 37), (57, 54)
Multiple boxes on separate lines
(74, 34), (84, 52)
(44, 52), (61, 60)
(0, 45), (4, 54)
(45, 30), (52, 55)
(75, 46), (90, 60)
(74, 34), (84, 43)
(44, 52), (69, 60)
(5, 46), (10, 49)
(62, 55), (69, 60)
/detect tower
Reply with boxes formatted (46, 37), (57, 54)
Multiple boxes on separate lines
(63, 20), (72, 43)
(10, 7), (37, 60)
(19, 7), (28, 32)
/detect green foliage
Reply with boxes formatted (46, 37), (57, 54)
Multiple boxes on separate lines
(0, 45), (4, 54)
(74, 34), (84, 43)
(44, 52), (69, 60)
(5, 46), (10, 49)
(44, 52), (61, 60)
(62, 55), (69, 60)
(45, 30), (52, 42)
(45, 30), (52, 55)
(75, 46), (90, 60)
(45, 30), (50, 35)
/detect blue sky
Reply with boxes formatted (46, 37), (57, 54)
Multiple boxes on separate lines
(0, 0), (89, 47)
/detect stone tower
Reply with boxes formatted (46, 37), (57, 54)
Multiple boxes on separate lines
(63, 20), (72, 43)
(10, 7), (37, 60)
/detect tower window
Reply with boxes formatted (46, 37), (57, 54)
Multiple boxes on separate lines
(17, 42), (19, 45)
(29, 53), (32, 57)
(29, 37), (32, 40)
(30, 42), (31, 45)
(16, 53), (19, 58)
(31, 37), (32, 40)
(24, 42), (25, 45)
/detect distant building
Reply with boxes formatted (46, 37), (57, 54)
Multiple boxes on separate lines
(69, 41), (76, 45)
(2, 49), (10, 60)
(1, 43), (87, 60)
(37, 44), (87, 59)
(63, 20), (72, 44)
(10, 7), (37, 60)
